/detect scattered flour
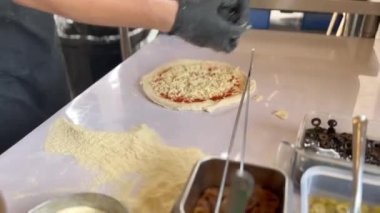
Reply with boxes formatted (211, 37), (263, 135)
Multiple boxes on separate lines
(45, 119), (205, 213)
(273, 110), (289, 120)
(253, 95), (264, 102)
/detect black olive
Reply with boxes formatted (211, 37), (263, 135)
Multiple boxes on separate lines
(327, 127), (335, 135)
(330, 139), (339, 150)
(374, 142), (380, 149)
(318, 133), (329, 141)
(303, 120), (380, 167)
(327, 119), (338, 127)
(344, 141), (352, 149)
(305, 129), (317, 139)
(341, 133), (352, 140)
(320, 139), (331, 149)
(311, 118), (321, 127)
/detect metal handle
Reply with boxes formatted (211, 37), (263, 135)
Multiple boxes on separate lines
(350, 115), (368, 213)
(214, 49), (255, 213)
(227, 170), (255, 213)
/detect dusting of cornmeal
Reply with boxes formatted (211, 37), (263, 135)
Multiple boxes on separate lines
(273, 110), (289, 120)
(45, 119), (205, 213)
(57, 206), (105, 213)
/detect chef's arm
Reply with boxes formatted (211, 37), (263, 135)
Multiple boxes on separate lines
(13, 0), (178, 32)
(14, 0), (249, 52)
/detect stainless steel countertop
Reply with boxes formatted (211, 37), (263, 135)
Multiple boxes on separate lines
(0, 30), (379, 212)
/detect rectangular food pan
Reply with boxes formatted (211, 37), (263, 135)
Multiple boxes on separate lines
(297, 112), (380, 166)
(301, 166), (380, 213)
(172, 157), (291, 213)
(276, 112), (380, 186)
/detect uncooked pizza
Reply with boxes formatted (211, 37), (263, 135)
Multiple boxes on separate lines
(141, 60), (256, 112)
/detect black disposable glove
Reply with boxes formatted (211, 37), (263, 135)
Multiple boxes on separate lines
(219, 0), (249, 25)
(170, 0), (249, 53)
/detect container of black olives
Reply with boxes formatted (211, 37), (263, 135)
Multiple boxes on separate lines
(276, 112), (380, 186)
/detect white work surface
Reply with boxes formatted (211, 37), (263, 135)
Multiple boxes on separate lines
(1, 30), (380, 212)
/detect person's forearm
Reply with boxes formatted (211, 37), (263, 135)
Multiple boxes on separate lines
(14, 0), (178, 32)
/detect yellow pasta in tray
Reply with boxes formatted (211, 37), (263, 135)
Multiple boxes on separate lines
(309, 196), (380, 213)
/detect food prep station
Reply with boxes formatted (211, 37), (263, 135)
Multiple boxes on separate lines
(0, 29), (380, 212)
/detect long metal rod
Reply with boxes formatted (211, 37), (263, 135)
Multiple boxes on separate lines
(240, 55), (253, 174)
(360, 15), (380, 38)
(119, 27), (133, 60)
(336, 13), (347, 37)
(350, 115), (368, 213)
(326, 12), (338, 36)
(214, 49), (255, 213)
(343, 13), (352, 37)
(350, 14), (360, 37)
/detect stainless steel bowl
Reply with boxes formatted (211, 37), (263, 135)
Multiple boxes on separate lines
(172, 157), (291, 213)
(28, 192), (128, 213)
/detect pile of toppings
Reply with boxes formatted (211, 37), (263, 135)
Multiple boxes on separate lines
(302, 117), (380, 166)
(193, 185), (280, 213)
(150, 63), (243, 103)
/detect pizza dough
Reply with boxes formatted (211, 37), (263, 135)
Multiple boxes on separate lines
(141, 60), (256, 112)
(253, 95), (264, 102)
(273, 110), (289, 120)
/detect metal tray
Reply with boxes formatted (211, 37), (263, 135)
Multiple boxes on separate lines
(301, 166), (380, 213)
(276, 112), (380, 186)
(28, 192), (128, 213)
(172, 157), (291, 213)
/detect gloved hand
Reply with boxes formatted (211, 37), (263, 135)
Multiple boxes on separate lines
(170, 0), (249, 53)
(218, 0), (250, 25)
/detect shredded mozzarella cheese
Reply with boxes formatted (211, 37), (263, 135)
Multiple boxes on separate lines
(150, 63), (242, 102)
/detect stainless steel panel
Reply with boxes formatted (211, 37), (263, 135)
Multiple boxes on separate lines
(360, 15), (380, 38)
(250, 0), (380, 16)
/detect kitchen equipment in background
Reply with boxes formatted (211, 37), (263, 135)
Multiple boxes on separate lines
(249, 9), (271, 29)
(55, 16), (156, 97)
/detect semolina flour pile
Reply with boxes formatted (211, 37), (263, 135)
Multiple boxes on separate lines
(45, 119), (205, 213)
